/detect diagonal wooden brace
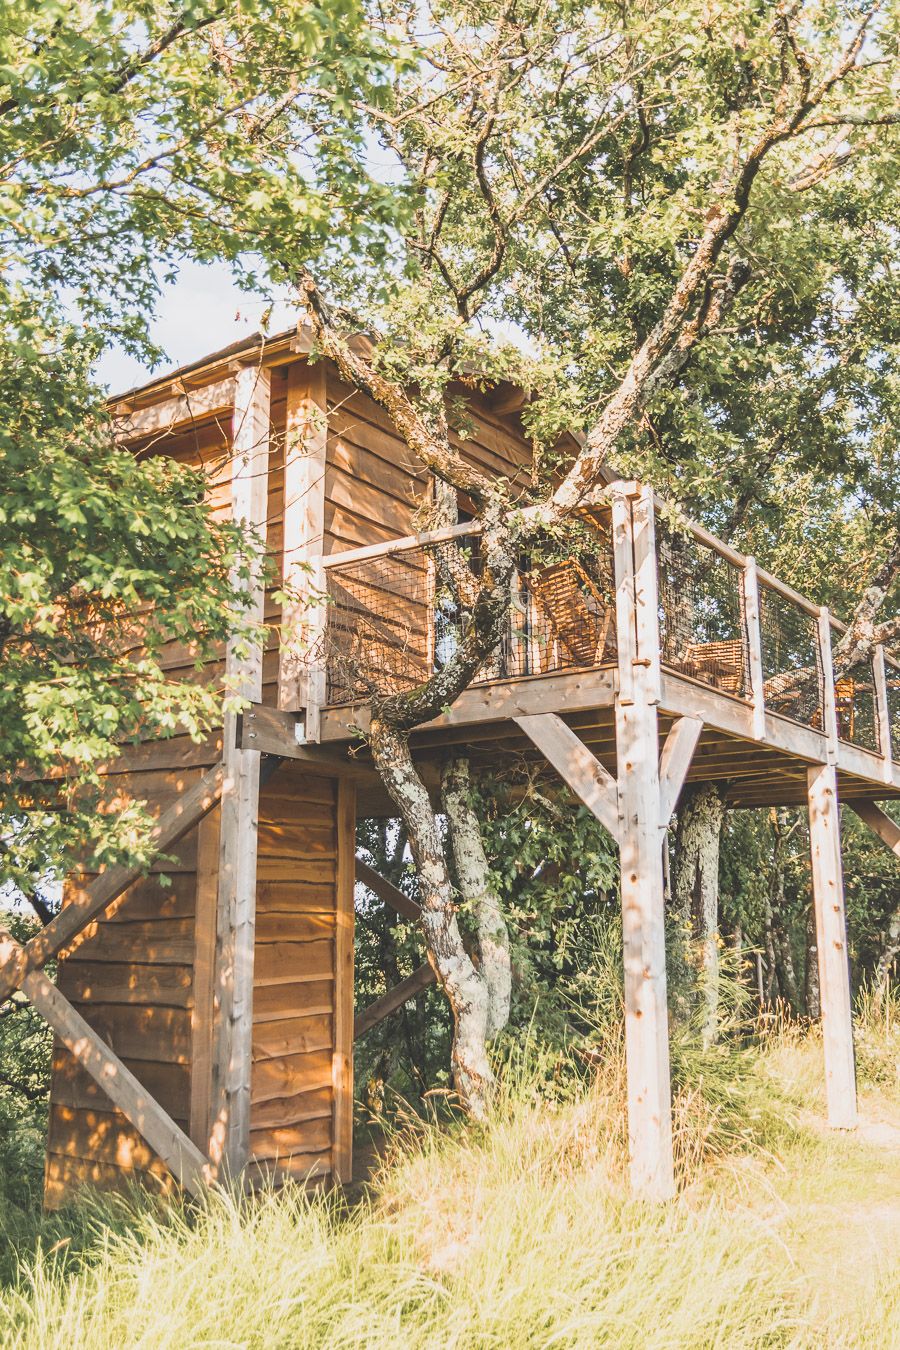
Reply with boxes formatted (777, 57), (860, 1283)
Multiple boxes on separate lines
(355, 858), (421, 922)
(0, 931), (212, 1196)
(514, 713), (620, 841)
(354, 963), (436, 1041)
(515, 712), (704, 843)
(658, 716), (704, 829)
(0, 762), (227, 1003)
(848, 799), (900, 856)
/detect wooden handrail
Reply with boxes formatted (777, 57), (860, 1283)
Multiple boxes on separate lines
(317, 480), (895, 675)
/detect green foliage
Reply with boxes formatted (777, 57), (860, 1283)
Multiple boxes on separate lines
(476, 772), (619, 1044)
(0, 1), (402, 892)
(0, 913), (53, 1223)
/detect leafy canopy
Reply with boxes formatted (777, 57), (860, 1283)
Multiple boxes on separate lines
(0, 0), (401, 895)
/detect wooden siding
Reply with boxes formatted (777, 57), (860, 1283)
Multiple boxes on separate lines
(248, 764), (354, 1185)
(44, 349), (528, 1202)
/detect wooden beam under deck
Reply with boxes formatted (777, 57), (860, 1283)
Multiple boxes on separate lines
(243, 662), (900, 816)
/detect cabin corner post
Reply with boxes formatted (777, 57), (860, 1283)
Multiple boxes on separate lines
(332, 776), (356, 1182)
(806, 762), (857, 1130)
(209, 364), (272, 1178)
(611, 483), (676, 1202)
(278, 358), (328, 739)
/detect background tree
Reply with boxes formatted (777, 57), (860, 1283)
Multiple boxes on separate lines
(288, 0), (900, 1112)
(0, 0), (398, 903)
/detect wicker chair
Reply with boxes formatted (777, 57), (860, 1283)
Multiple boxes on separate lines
(678, 639), (745, 694)
(528, 560), (614, 670)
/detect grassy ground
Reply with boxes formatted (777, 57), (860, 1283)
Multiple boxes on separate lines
(0, 1012), (896, 1349)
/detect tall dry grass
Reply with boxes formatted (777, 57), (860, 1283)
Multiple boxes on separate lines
(0, 998), (897, 1350)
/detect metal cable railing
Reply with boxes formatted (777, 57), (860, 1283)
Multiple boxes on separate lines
(322, 515), (618, 705)
(656, 524), (750, 698)
(315, 490), (899, 773)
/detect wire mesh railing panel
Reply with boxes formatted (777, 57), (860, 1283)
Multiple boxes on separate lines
(656, 525), (750, 698)
(885, 658), (900, 760)
(324, 549), (433, 705)
(832, 639), (880, 753)
(322, 515), (618, 704)
(758, 586), (823, 728)
(499, 523), (617, 683)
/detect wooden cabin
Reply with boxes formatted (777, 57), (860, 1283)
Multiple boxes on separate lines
(5, 325), (900, 1208)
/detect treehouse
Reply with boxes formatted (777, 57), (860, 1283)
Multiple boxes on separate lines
(6, 325), (900, 1208)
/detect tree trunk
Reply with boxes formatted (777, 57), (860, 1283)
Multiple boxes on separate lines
(672, 781), (725, 1045)
(805, 906), (821, 1020)
(769, 809), (799, 1014)
(367, 717), (494, 1118)
(875, 909), (900, 1000)
(442, 754), (511, 1040)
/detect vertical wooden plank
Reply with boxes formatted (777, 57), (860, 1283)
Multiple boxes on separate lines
(610, 487), (637, 707)
(818, 608), (839, 762)
(332, 775), (356, 1182)
(807, 763), (857, 1129)
(873, 645), (893, 784)
(742, 556), (766, 740)
(611, 484), (675, 1202)
(210, 364), (271, 1178)
(189, 807), (220, 1146)
(278, 359), (328, 730)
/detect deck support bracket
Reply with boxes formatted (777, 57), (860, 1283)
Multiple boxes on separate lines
(847, 799), (900, 856)
(658, 716), (704, 830)
(513, 713), (620, 842)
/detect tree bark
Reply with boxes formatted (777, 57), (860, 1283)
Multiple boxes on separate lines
(672, 781), (725, 1045)
(367, 717), (494, 1118)
(442, 754), (511, 1040)
(875, 909), (900, 1000)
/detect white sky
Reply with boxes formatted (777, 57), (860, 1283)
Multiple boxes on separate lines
(96, 260), (296, 395)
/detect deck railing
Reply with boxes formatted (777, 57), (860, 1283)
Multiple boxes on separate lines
(315, 486), (898, 771)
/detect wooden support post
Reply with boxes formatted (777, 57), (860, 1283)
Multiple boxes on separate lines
(818, 609), (839, 762)
(611, 484), (675, 1202)
(742, 557), (766, 740)
(332, 777), (356, 1182)
(872, 646), (893, 784)
(514, 713), (619, 841)
(278, 359), (328, 738)
(209, 364), (271, 1179)
(807, 763), (857, 1130)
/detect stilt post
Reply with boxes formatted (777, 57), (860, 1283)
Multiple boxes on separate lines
(806, 762), (857, 1129)
(209, 364), (272, 1177)
(611, 483), (675, 1201)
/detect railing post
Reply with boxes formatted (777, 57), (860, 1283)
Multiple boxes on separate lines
(611, 482), (675, 1202)
(742, 556), (766, 740)
(818, 607), (838, 763)
(278, 358), (328, 734)
(873, 645), (893, 785)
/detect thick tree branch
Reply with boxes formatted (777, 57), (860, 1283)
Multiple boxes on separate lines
(297, 272), (497, 505)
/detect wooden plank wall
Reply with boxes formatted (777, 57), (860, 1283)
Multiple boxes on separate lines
(248, 763), (353, 1185)
(44, 353), (531, 1203)
(44, 769), (211, 1206)
(44, 379), (286, 1206)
